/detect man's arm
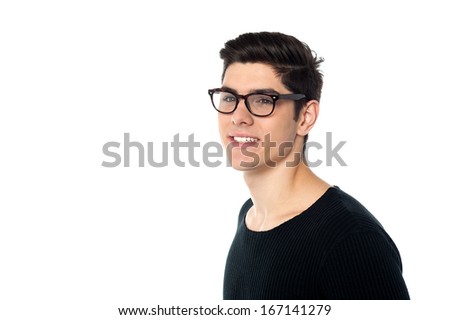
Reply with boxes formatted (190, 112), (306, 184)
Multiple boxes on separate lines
(318, 230), (410, 299)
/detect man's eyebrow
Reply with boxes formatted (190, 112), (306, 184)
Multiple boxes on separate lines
(221, 86), (238, 94)
(252, 88), (280, 95)
(221, 86), (280, 95)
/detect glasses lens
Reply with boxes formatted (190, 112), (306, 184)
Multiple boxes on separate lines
(247, 94), (274, 116)
(212, 91), (236, 113)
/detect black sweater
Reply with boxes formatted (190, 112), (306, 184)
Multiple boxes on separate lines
(223, 187), (410, 299)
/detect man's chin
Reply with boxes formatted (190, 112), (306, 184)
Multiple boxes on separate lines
(227, 159), (260, 171)
(231, 164), (259, 171)
(228, 158), (279, 171)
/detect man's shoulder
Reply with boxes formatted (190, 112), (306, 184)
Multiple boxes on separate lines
(309, 186), (386, 238)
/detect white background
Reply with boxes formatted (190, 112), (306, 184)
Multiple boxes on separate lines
(1, 0), (449, 319)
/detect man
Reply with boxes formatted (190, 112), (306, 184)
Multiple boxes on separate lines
(208, 32), (409, 299)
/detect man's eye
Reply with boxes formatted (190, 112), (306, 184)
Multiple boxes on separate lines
(255, 98), (273, 105)
(223, 95), (236, 103)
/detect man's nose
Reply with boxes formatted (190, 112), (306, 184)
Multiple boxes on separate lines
(231, 99), (254, 126)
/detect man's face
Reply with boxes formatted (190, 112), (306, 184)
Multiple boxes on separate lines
(218, 62), (302, 171)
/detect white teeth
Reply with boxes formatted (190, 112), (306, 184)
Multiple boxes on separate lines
(233, 136), (258, 143)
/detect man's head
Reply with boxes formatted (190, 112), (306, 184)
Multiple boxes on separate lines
(214, 32), (324, 171)
(220, 32), (324, 123)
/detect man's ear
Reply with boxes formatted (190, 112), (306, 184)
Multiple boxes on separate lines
(297, 100), (320, 136)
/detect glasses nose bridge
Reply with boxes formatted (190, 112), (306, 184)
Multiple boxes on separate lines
(235, 93), (251, 110)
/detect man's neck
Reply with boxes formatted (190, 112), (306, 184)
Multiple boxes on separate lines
(243, 160), (330, 231)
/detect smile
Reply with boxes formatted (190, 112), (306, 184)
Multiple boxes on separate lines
(233, 136), (259, 143)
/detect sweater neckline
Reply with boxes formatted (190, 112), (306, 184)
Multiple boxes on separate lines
(242, 186), (338, 234)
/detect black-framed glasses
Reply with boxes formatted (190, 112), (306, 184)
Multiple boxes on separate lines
(208, 88), (306, 117)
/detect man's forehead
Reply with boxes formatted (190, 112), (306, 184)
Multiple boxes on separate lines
(222, 63), (284, 92)
(224, 62), (277, 75)
(221, 85), (280, 95)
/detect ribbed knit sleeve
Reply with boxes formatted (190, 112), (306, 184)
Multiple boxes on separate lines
(318, 229), (410, 299)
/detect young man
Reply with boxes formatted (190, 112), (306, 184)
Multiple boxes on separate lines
(208, 32), (410, 299)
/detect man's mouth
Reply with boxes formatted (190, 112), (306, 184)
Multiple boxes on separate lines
(228, 135), (260, 148)
(232, 136), (259, 143)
